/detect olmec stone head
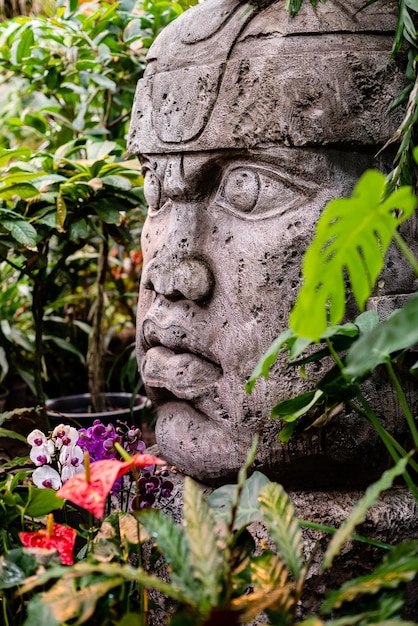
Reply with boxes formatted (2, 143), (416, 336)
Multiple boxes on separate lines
(128, 0), (416, 486)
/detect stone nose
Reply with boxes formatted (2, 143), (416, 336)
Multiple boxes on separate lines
(143, 198), (215, 302)
(143, 254), (214, 302)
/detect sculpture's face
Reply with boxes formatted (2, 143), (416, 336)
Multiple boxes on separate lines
(131, 0), (412, 485)
(136, 147), (371, 483)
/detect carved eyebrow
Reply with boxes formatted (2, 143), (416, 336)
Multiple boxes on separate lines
(218, 158), (320, 193)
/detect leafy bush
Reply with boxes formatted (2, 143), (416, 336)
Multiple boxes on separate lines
(0, 0), (196, 404)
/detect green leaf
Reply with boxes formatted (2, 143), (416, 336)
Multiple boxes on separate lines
(23, 595), (61, 626)
(245, 329), (297, 392)
(0, 559), (26, 589)
(85, 141), (118, 160)
(183, 477), (224, 608)
(12, 26), (34, 64)
(0, 346), (8, 382)
(2, 220), (37, 247)
(250, 551), (295, 619)
(26, 575), (125, 624)
(136, 507), (197, 599)
(23, 113), (48, 135)
(208, 471), (270, 530)
(69, 218), (89, 239)
(251, 550), (289, 592)
(290, 171), (416, 340)
(0, 171), (41, 185)
(354, 310), (379, 334)
(100, 175), (132, 190)
(0, 549), (37, 589)
(95, 205), (122, 224)
(271, 389), (323, 419)
(321, 541), (418, 613)
(344, 293), (418, 378)
(0, 148), (31, 168)
(258, 482), (304, 580)
(322, 455), (410, 571)
(89, 73), (117, 91)
(231, 587), (292, 623)
(44, 335), (85, 363)
(0, 183), (39, 200)
(0, 427), (27, 443)
(24, 485), (65, 518)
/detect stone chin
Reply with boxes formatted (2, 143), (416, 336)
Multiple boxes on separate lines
(154, 400), (260, 485)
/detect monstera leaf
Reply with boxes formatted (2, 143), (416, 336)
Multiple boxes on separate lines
(290, 170), (416, 340)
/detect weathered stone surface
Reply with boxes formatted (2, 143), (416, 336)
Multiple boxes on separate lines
(128, 0), (417, 486)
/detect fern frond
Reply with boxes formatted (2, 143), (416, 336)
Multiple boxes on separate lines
(135, 507), (196, 597)
(258, 483), (304, 580)
(183, 477), (225, 609)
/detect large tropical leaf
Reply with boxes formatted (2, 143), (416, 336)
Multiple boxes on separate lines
(207, 471), (270, 530)
(290, 170), (416, 340)
(322, 455), (410, 570)
(258, 483), (304, 580)
(344, 292), (418, 378)
(183, 477), (225, 609)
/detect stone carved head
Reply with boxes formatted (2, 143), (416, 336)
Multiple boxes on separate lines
(128, 0), (416, 486)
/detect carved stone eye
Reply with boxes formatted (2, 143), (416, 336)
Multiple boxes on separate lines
(144, 171), (161, 212)
(216, 163), (312, 219)
(221, 168), (260, 213)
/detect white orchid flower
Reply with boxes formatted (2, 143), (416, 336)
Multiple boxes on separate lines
(32, 466), (62, 490)
(52, 424), (79, 448)
(59, 444), (85, 483)
(29, 438), (55, 466)
(27, 429), (49, 447)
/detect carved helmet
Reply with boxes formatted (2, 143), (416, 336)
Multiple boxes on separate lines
(128, 0), (405, 155)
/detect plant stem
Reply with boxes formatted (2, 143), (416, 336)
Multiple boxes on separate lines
(87, 227), (109, 413)
(349, 395), (418, 500)
(32, 278), (46, 406)
(392, 229), (418, 277)
(1, 591), (9, 626)
(325, 337), (346, 373)
(386, 360), (418, 448)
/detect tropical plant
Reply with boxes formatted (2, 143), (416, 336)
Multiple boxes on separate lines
(0, 142), (144, 413)
(2, 436), (418, 625)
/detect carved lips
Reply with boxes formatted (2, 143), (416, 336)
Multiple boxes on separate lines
(141, 319), (222, 400)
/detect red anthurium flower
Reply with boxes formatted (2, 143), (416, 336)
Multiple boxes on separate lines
(56, 453), (165, 519)
(19, 518), (76, 565)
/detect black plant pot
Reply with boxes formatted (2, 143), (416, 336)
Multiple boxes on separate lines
(46, 392), (149, 427)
